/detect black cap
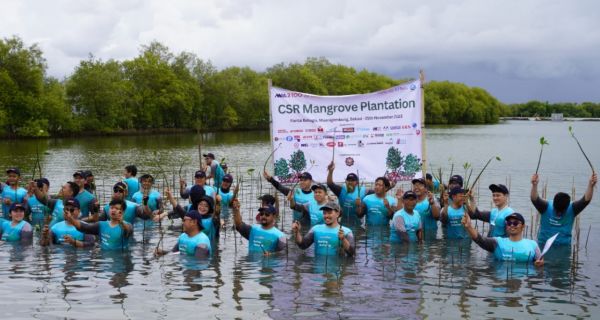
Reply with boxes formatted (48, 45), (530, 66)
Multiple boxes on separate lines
(203, 153), (215, 159)
(259, 194), (276, 205)
(139, 173), (154, 182)
(194, 170), (206, 178)
(185, 210), (204, 230)
(489, 184), (509, 194)
(449, 175), (463, 186)
(346, 173), (358, 181)
(73, 170), (85, 178)
(412, 178), (426, 185)
(6, 167), (20, 175)
(299, 172), (313, 180)
(403, 190), (418, 199)
(35, 178), (50, 187)
(113, 182), (127, 192)
(426, 173), (433, 180)
(258, 205), (277, 215)
(222, 174), (233, 182)
(83, 170), (93, 177)
(311, 184), (327, 192)
(448, 187), (466, 197)
(505, 212), (525, 224)
(10, 203), (26, 211)
(64, 197), (80, 209)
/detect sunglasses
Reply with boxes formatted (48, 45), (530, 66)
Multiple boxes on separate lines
(506, 220), (522, 227)
(64, 207), (76, 213)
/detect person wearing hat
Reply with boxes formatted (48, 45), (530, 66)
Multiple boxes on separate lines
(440, 175), (464, 207)
(292, 201), (355, 256)
(0, 202), (33, 243)
(462, 211), (544, 265)
(440, 187), (473, 239)
(469, 184), (514, 237)
(288, 184), (329, 226)
(202, 152), (226, 189)
(326, 161), (366, 226)
(29, 180), (80, 227)
(1, 167), (28, 220)
(169, 190), (221, 242)
(390, 191), (423, 243)
(83, 170), (96, 194)
(91, 182), (152, 224)
(72, 170), (98, 219)
(425, 173), (440, 193)
(412, 178), (441, 238)
(215, 174), (236, 220)
(26, 178), (50, 227)
(155, 210), (211, 257)
(531, 172), (597, 247)
(40, 198), (95, 248)
(65, 198), (133, 250)
(131, 174), (162, 214)
(263, 169), (315, 225)
(180, 170), (216, 201)
(123, 165), (140, 201)
(357, 177), (401, 226)
(232, 199), (286, 254)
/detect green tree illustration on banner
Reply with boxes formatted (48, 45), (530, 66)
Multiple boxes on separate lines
(274, 158), (291, 179)
(403, 154), (422, 175)
(386, 147), (404, 174)
(289, 150), (307, 175)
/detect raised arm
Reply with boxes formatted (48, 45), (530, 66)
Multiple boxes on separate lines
(462, 212), (497, 252)
(326, 162), (342, 197)
(530, 174), (548, 213)
(263, 170), (291, 196)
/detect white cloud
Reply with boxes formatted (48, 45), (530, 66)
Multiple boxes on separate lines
(1, 0), (599, 102)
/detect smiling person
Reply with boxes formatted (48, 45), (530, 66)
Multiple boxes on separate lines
(440, 187), (473, 240)
(1, 167), (28, 220)
(30, 180), (79, 227)
(411, 178), (441, 237)
(0, 203), (33, 244)
(531, 172), (597, 247)
(232, 199), (286, 255)
(390, 191), (423, 243)
(288, 184), (329, 226)
(469, 184), (514, 237)
(72, 171), (98, 219)
(326, 161), (366, 226)
(65, 198), (133, 250)
(292, 201), (355, 256)
(203, 153), (226, 189)
(26, 178), (50, 228)
(123, 165), (140, 201)
(263, 169), (315, 225)
(169, 186), (220, 243)
(462, 212), (544, 266)
(155, 210), (211, 258)
(40, 198), (95, 248)
(132, 174), (162, 215)
(180, 170), (216, 200)
(93, 182), (152, 224)
(356, 176), (401, 226)
(215, 174), (235, 220)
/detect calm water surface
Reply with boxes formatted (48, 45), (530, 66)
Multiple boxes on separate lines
(0, 120), (599, 319)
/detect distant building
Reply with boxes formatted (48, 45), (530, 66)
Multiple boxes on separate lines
(551, 113), (563, 121)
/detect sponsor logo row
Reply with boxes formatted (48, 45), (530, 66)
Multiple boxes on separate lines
(276, 123), (417, 134)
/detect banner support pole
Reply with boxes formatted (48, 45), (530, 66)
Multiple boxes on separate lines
(419, 70), (427, 178)
(267, 79), (274, 172)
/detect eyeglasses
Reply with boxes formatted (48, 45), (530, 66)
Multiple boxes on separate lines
(506, 220), (522, 227)
(64, 207), (76, 213)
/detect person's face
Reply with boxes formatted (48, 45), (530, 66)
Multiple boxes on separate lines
(197, 201), (210, 215)
(412, 182), (426, 196)
(194, 176), (206, 186)
(300, 178), (312, 190)
(204, 157), (213, 165)
(109, 204), (124, 221)
(258, 210), (275, 227)
(86, 176), (94, 183)
(6, 172), (19, 185)
(314, 189), (326, 202)
(62, 183), (74, 197)
(452, 192), (465, 206)
(123, 169), (130, 178)
(73, 175), (85, 187)
(403, 197), (417, 211)
(113, 188), (126, 200)
(492, 192), (508, 207)
(183, 217), (198, 233)
(10, 208), (25, 222)
(38, 183), (49, 194)
(345, 179), (358, 191)
(322, 209), (340, 226)
(141, 178), (153, 190)
(505, 218), (524, 236)
(374, 180), (386, 194)
(221, 180), (232, 189)
(63, 205), (79, 220)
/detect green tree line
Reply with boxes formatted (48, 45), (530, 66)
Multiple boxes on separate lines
(2, 36), (512, 137)
(507, 101), (600, 118)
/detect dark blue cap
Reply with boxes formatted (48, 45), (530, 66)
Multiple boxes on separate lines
(505, 212), (525, 224)
(300, 172), (313, 180)
(6, 167), (20, 175)
(403, 190), (418, 199)
(489, 184), (509, 194)
(258, 205), (277, 215)
(194, 170), (206, 178)
(64, 197), (80, 209)
(10, 202), (26, 211)
(185, 210), (204, 230)
(449, 175), (463, 186)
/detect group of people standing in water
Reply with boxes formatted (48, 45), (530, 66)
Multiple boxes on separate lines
(0, 152), (597, 267)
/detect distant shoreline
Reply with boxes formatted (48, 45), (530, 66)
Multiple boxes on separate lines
(501, 117), (600, 121)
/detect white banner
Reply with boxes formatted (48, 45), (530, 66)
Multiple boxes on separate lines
(269, 80), (423, 183)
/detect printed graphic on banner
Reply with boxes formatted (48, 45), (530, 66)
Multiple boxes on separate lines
(269, 80), (422, 183)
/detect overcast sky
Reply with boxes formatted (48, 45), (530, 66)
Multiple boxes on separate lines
(1, 0), (599, 103)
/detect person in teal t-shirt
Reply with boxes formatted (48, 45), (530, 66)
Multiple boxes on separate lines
(326, 161), (366, 226)
(390, 191), (423, 243)
(357, 176), (401, 226)
(72, 170), (98, 219)
(123, 165), (140, 201)
(470, 184), (514, 237)
(233, 199), (286, 255)
(463, 211), (544, 266)
(155, 210), (211, 258)
(1, 167), (28, 220)
(39, 197), (95, 248)
(203, 153), (225, 189)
